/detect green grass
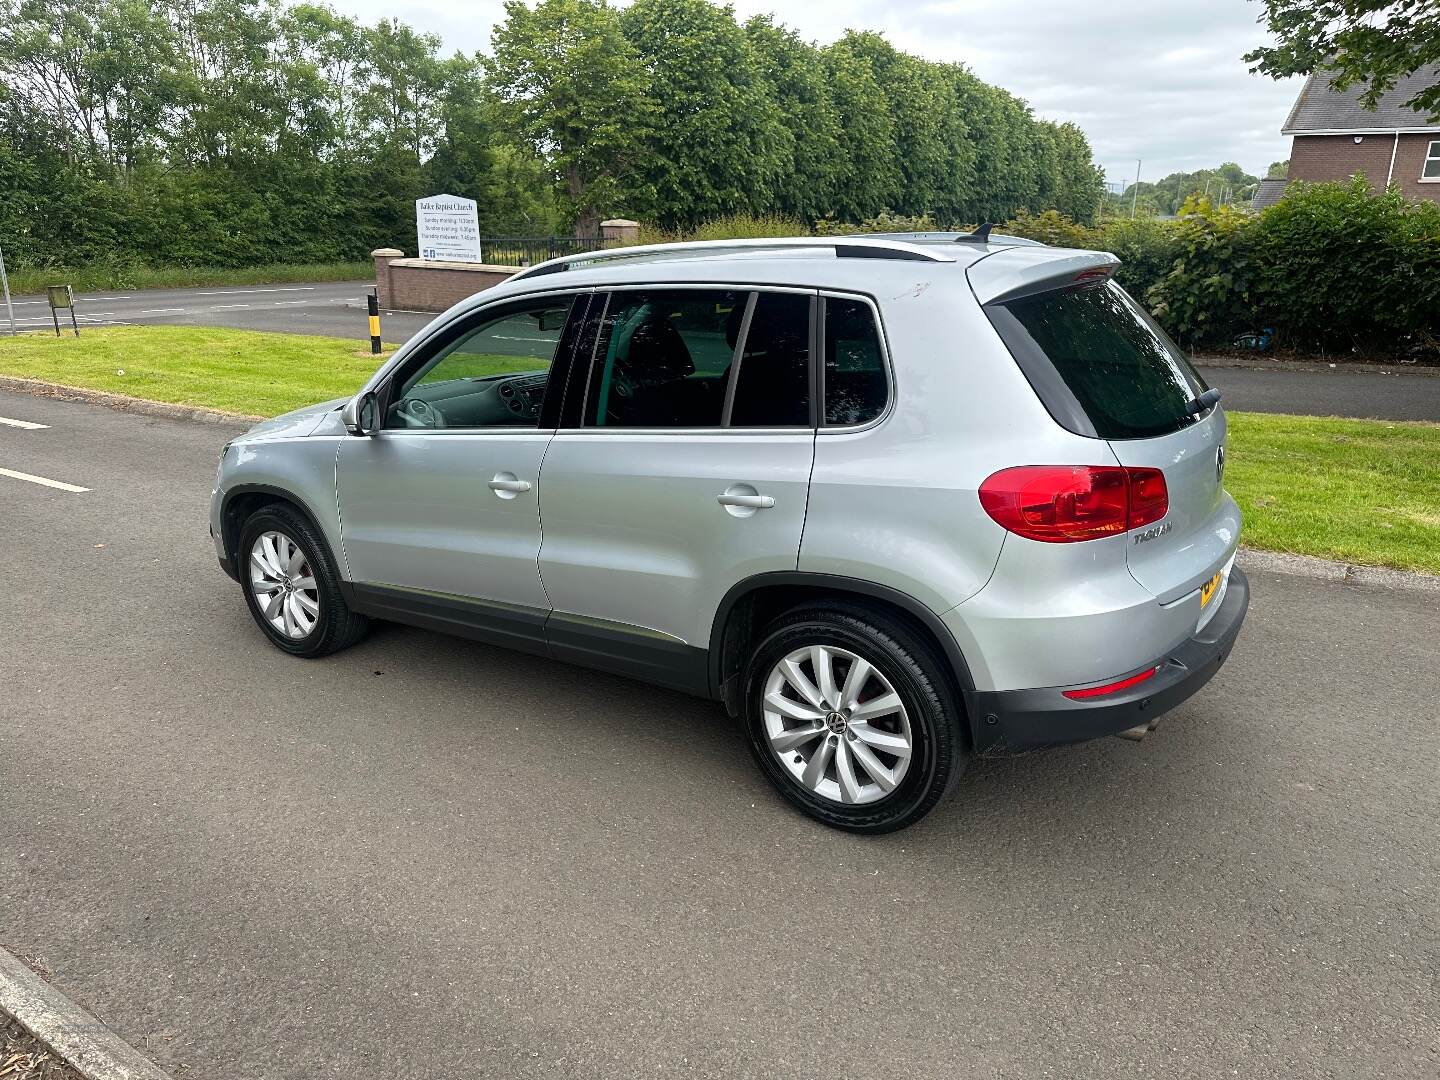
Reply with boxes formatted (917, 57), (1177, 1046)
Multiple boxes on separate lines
(4, 261), (372, 294)
(1225, 412), (1440, 574)
(0, 326), (1435, 573)
(0, 325), (384, 416)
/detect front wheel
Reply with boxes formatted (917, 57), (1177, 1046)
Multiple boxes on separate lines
(237, 504), (369, 658)
(742, 605), (967, 833)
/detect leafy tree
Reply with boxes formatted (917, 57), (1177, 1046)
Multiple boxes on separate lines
(487, 0), (652, 235)
(822, 35), (902, 220)
(743, 15), (844, 221)
(1246, 0), (1440, 120)
(620, 0), (788, 226)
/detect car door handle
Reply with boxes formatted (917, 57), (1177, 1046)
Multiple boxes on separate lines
(489, 475), (532, 496)
(717, 492), (775, 509)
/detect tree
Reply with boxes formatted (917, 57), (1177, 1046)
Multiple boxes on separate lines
(620, 0), (788, 226)
(1267, 159), (1290, 178)
(487, 0), (652, 236)
(822, 35), (902, 220)
(744, 16), (844, 220)
(1246, 0), (1440, 120)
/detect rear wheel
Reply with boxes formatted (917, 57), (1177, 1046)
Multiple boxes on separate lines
(742, 605), (967, 833)
(237, 504), (369, 658)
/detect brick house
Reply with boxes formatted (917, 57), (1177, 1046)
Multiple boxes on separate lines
(1255, 67), (1440, 209)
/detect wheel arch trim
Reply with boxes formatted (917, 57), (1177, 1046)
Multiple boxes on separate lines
(708, 572), (978, 701)
(220, 484), (336, 573)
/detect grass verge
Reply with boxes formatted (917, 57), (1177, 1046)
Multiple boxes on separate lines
(1224, 411), (1439, 574)
(0, 326), (380, 415)
(4, 261), (372, 294)
(0, 327), (1435, 573)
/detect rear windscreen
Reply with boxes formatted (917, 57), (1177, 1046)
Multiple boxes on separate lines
(986, 280), (1207, 440)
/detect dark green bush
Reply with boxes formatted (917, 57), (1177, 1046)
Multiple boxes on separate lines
(1253, 178), (1440, 353)
(1145, 198), (1258, 349)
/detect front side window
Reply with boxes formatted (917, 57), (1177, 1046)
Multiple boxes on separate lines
(823, 297), (888, 426)
(1424, 140), (1440, 180)
(386, 296), (575, 429)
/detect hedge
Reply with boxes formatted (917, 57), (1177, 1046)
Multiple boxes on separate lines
(1001, 180), (1440, 358)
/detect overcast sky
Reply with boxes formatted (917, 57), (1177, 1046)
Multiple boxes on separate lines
(334, 0), (1303, 184)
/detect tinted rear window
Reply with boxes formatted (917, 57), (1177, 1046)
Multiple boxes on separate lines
(987, 280), (1206, 440)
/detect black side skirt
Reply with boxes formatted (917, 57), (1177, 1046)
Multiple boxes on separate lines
(340, 582), (711, 698)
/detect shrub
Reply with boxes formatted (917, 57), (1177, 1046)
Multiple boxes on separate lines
(632, 212), (810, 247)
(1253, 177), (1440, 353)
(812, 210), (938, 235)
(1146, 197), (1258, 348)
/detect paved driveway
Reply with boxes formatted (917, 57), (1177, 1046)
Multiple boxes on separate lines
(1, 389), (1436, 1078)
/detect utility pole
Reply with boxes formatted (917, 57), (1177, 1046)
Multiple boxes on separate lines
(1130, 160), (1142, 219)
(0, 244), (15, 335)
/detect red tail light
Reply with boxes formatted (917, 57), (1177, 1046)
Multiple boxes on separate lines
(978, 465), (1169, 543)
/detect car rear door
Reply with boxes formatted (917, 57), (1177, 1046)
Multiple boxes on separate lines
(535, 286), (817, 692)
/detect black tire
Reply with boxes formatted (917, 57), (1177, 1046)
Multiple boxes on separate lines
(236, 503), (369, 658)
(742, 604), (967, 833)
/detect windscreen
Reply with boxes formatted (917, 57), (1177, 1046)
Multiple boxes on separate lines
(986, 280), (1207, 440)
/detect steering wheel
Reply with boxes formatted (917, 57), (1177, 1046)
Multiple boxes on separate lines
(396, 397), (447, 429)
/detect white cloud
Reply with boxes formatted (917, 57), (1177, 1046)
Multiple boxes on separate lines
(335, 0), (1303, 182)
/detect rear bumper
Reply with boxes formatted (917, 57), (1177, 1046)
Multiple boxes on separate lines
(966, 566), (1249, 752)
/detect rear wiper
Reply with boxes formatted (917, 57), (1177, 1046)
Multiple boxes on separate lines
(1185, 387), (1222, 416)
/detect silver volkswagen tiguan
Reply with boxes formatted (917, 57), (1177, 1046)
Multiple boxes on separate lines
(211, 233), (1248, 832)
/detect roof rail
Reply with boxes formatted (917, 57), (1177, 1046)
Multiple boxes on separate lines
(509, 235), (958, 280)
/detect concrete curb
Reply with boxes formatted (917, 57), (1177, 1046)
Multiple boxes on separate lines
(0, 948), (173, 1080)
(0, 375), (259, 425)
(1238, 548), (1440, 593)
(1192, 355), (1440, 377)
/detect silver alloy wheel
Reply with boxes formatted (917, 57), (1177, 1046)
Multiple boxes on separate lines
(249, 530), (320, 640)
(762, 644), (913, 805)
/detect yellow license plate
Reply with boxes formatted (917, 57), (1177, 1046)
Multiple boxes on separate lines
(1199, 572), (1223, 609)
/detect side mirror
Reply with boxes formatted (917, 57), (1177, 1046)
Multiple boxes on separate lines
(344, 390), (381, 436)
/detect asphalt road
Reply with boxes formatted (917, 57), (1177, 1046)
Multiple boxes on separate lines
(1, 389), (1436, 1079)
(3, 281), (436, 344)
(1194, 362), (1440, 422)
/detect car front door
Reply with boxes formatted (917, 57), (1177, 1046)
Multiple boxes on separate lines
(336, 290), (587, 650)
(536, 286), (817, 692)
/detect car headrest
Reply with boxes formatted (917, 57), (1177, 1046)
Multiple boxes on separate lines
(622, 315), (694, 384)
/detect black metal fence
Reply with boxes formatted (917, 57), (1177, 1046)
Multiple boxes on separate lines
(479, 236), (613, 267)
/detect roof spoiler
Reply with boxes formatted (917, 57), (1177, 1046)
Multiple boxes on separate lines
(966, 248), (1122, 305)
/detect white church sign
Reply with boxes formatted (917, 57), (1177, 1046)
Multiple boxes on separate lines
(416, 194), (482, 263)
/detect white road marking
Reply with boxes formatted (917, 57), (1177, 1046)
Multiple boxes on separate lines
(191, 287), (316, 296)
(0, 416), (49, 430)
(11, 314), (115, 326)
(272, 300), (311, 306)
(0, 467), (88, 492)
(137, 308), (186, 315)
(210, 304), (252, 310)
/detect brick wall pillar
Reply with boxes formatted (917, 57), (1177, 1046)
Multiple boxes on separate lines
(370, 248), (404, 309)
(600, 219), (640, 248)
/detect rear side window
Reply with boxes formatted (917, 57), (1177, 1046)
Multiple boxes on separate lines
(729, 292), (811, 426)
(987, 280), (1206, 440)
(824, 298), (887, 426)
(584, 290), (741, 428)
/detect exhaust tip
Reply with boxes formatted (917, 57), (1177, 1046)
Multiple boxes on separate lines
(1115, 722), (1150, 742)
